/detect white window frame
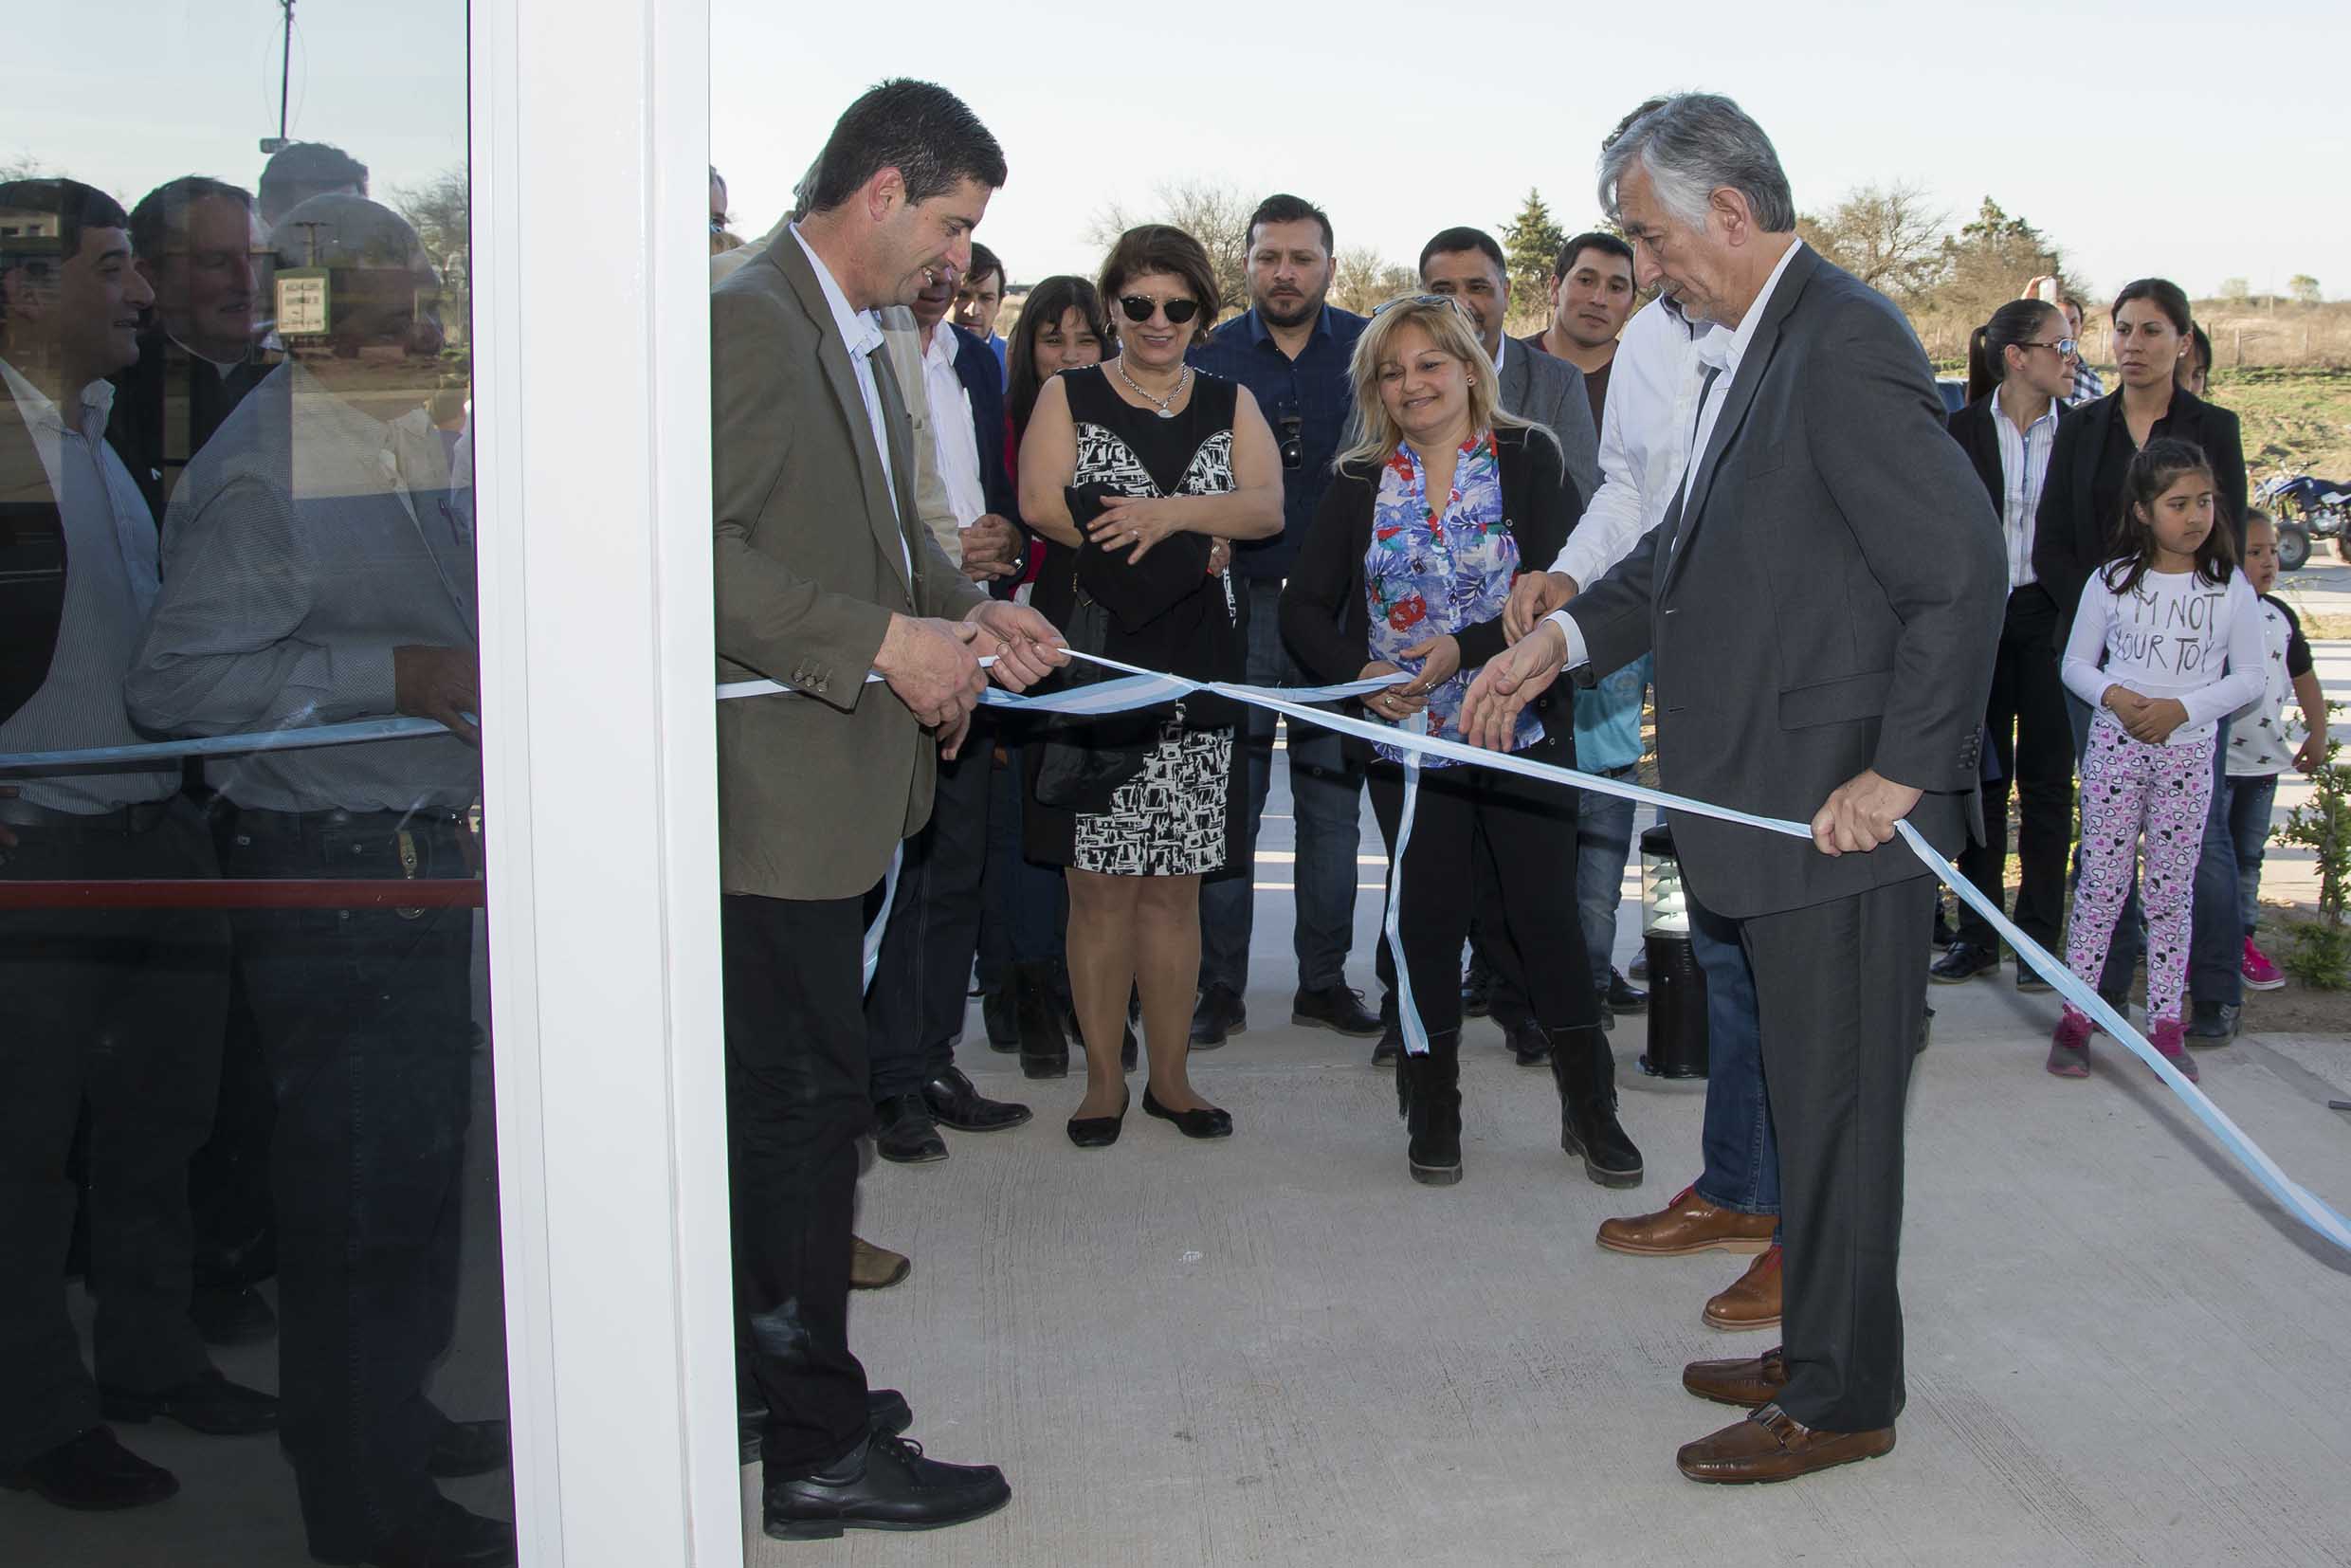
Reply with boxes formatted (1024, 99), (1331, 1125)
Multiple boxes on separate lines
(471, 1), (740, 1563)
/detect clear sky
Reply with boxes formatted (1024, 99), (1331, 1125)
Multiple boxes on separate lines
(718, 0), (2351, 304)
(16, 1), (2346, 308)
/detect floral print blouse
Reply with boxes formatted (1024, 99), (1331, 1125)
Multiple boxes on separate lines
(1363, 431), (1544, 767)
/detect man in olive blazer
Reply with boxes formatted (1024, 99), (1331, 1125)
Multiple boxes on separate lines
(711, 81), (1060, 1541)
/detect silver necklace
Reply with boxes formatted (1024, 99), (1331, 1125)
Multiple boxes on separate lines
(1115, 356), (1190, 419)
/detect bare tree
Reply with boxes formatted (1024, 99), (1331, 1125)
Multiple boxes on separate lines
(1331, 245), (1416, 316)
(1795, 181), (1947, 306)
(1086, 179), (1254, 310)
(0, 153), (49, 184)
(391, 164), (470, 348)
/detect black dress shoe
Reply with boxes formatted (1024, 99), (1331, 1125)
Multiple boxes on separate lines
(1, 1426), (176, 1511)
(2015, 960), (2055, 994)
(2188, 999), (2242, 1043)
(1461, 952), (1493, 1018)
(920, 1067), (1031, 1132)
(427, 1411), (511, 1479)
(100, 1368), (279, 1436)
(1292, 983), (1382, 1036)
(1370, 1021), (1400, 1067)
(980, 987), (1018, 1053)
(1604, 969), (1649, 1012)
(1066, 1092), (1129, 1149)
(742, 1388), (915, 1465)
(1502, 1014), (1549, 1066)
(1928, 940), (1998, 984)
(189, 1282), (277, 1346)
(872, 1094), (949, 1164)
(316, 1497), (517, 1568)
(763, 1429), (1010, 1541)
(1189, 984), (1246, 1048)
(1141, 1086), (1232, 1139)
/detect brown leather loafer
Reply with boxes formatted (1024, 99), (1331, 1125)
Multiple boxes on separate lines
(848, 1236), (910, 1291)
(1677, 1403), (1894, 1484)
(1702, 1243), (1782, 1330)
(1682, 1345), (1787, 1407)
(1596, 1185), (1777, 1257)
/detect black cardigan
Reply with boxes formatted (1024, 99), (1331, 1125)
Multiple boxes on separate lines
(2030, 386), (2248, 643)
(1279, 426), (1581, 748)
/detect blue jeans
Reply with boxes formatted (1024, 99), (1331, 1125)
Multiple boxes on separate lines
(1688, 893), (1778, 1220)
(1198, 576), (1363, 994)
(1575, 766), (1639, 993)
(2221, 773), (2280, 938)
(2064, 694), (2239, 1005)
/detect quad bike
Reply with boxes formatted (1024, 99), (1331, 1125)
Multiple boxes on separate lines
(2253, 471), (2348, 571)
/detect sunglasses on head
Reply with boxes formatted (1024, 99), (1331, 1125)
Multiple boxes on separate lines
(1117, 294), (1199, 325)
(1371, 293), (1463, 319)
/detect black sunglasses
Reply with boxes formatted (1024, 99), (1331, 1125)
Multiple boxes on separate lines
(1117, 294), (1200, 325)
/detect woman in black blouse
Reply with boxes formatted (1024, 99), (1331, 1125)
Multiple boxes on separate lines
(1280, 294), (1637, 1191)
(2032, 278), (2247, 652)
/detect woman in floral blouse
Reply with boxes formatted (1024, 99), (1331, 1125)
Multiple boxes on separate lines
(1280, 294), (1641, 1191)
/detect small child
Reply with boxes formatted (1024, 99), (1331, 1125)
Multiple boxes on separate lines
(2226, 508), (2331, 989)
(2050, 439), (2268, 1082)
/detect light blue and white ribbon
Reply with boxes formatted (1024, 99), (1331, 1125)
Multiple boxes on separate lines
(7, 649), (2346, 1255)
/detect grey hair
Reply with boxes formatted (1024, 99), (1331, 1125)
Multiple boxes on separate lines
(1597, 93), (1795, 234)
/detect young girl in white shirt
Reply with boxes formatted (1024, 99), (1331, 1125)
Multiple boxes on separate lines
(2050, 439), (2266, 1082)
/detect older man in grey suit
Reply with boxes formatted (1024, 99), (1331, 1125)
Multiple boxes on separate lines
(1419, 226), (1601, 498)
(710, 81), (1062, 1543)
(1465, 95), (2002, 1486)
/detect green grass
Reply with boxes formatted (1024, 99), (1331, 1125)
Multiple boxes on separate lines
(2212, 366), (2351, 483)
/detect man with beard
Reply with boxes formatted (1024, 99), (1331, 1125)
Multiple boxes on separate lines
(1187, 193), (1381, 1048)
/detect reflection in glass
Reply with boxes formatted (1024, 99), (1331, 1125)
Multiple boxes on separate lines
(2, 7), (507, 1563)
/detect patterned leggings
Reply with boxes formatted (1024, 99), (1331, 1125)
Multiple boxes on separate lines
(2066, 719), (2217, 1025)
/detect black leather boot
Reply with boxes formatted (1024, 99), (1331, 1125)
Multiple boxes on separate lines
(1547, 1026), (1643, 1188)
(1012, 960), (1068, 1079)
(981, 986), (1018, 1053)
(1398, 1030), (1463, 1186)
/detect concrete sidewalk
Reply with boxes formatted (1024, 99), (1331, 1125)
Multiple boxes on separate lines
(773, 755), (2351, 1567)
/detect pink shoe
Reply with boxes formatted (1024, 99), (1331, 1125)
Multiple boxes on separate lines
(2046, 1010), (2092, 1078)
(2241, 937), (2286, 992)
(2148, 1017), (2200, 1084)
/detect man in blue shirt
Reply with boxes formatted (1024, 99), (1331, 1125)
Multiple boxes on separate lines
(1186, 193), (1379, 1044)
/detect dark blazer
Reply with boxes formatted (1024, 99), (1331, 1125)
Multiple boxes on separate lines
(0, 387), (66, 725)
(1945, 392), (2005, 513)
(946, 321), (1029, 602)
(105, 330), (278, 526)
(1497, 337), (1600, 501)
(2030, 386), (2247, 644)
(948, 322), (1016, 522)
(1280, 426), (1581, 762)
(1566, 244), (2004, 920)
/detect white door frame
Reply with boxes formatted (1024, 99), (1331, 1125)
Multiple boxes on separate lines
(470, 1), (739, 1563)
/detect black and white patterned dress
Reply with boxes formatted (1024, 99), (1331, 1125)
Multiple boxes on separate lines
(1027, 365), (1242, 877)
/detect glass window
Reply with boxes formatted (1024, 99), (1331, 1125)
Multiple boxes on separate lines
(2, 5), (512, 1564)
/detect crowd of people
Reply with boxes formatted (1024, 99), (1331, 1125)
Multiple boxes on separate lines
(2, 148), (507, 1567)
(706, 80), (2331, 1535)
(0, 66), (2333, 1567)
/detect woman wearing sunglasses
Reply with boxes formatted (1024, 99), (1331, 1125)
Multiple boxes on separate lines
(1931, 299), (2079, 988)
(1279, 294), (1638, 1190)
(1016, 224), (1283, 1148)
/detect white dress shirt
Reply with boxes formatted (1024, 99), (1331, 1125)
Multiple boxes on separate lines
(919, 322), (987, 530)
(0, 357), (177, 811)
(789, 224), (910, 580)
(1991, 390), (2059, 590)
(1547, 239), (1804, 673)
